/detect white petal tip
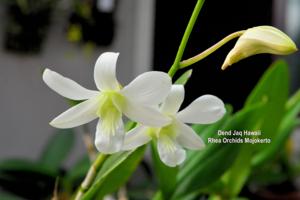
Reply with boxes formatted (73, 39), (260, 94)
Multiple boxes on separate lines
(49, 118), (78, 129)
(195, 141), (206, 149)
(49, 121), (60, 128)
(49, 120), (63, 129)
(188, 137), (206, 149)
(95, 141), (122, 154)
(213, 106), (226, 122)
(42, 68), (51, 81)
(177, 95), (226, 124)
(94, 52), (120, 91)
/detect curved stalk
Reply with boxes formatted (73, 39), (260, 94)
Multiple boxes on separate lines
(180, 30), (245, 68)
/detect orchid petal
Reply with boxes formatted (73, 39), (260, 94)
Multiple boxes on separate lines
(176, 121), (205, 150)
(94, 118), (124, 154)
(157, 135), (186, 167)
(123, 99), (171, 127)
(43, 69), (98, 100)
(177, 95), (225, 124)
(94, 52), (120, 91)
(50, 97), (99, 128)
(121, 71), (172, 105)
(122, 126), (151, 150)
(161, 85), (184, 115)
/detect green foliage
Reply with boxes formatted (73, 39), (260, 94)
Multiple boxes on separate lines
(0, 129), (78, 199)
(154, 60), (298, 200)
(82, 146), (146, 200)
(252, 87), (300, 167)
(219, 60), (290, 198)
(174, 69), (193, 85)
(151, 142), (178, 199)
(0, 159), (57, 199)
(0, 190), (24, 200)
(172, 103), (264, 199)
(0, 159), (57, 176)
(39, 129), (75, 172)
(246, 60), (289, 145)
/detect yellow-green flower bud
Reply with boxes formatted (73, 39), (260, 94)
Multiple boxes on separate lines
(222, 26), (298, 70)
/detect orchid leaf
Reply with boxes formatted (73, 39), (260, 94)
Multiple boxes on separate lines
(175, 69), (193, 85)
(39, 129), (75, 171)
(245, 60), (289, 147)
(172, 102), (264, 199)
(0, 159), (57, 176)
(0, 159), (57, 199)
(82, 146), (146, 200)
(253, 88), (300, 166)
(0, 190), (23, 200)
(151, 142), (178, 199)
(218, 61), (289, 197)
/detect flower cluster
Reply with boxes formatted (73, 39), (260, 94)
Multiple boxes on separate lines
(43, 52), (226, 166)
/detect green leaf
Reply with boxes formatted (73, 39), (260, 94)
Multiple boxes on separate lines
(222, 147), (251, 197)
(39, 129), (75, 171)
(151, 142), (178, 199)
(125, 120), (137, 131)
(175, 69), (193, 85)
(252, 88), (300, 166)
(67, 99), (84, 106)
(245, 60), (289, 147)
(0, 159), (57, 176)
(0, 191), (23, 200)
(286, 89), (300, 110)
(220, 60), (290, 198)
(172, 103), (263, 199)
(221, 103), (265, 198)
(0, 159), (57, 199)
(152, 192), (163, 200)
(82, 146), (146, 200)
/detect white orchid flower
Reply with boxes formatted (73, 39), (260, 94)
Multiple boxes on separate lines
(43, 52), (172, 154)
(122, 85), (226, 167)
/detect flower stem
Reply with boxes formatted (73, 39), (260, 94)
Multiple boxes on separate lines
(179, 30), (245, 68)
(168, 0), (206, 78)
(75, 154), (108, 200)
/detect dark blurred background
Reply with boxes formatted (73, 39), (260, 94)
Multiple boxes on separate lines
(154, 0), (299, 110)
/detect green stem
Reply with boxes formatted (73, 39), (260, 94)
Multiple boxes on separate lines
(75, 154), (108, 200)
(180, 30), (245, 68)
(168, 0), (206, 78)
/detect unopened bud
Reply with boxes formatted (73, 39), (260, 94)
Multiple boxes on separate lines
(222, 26), (297, 70)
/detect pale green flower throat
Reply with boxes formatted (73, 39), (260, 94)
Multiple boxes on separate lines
(96, 91), (125, 135)
(147, 123), (177, 139)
